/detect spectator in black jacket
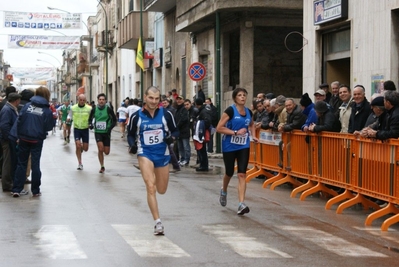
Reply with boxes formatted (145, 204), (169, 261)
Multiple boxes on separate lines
(0, 93), (21, 192)
(309, 101), (341, 133)
(364, 91), (399, 140)
(205, 98), (218, 153)
(348, 85), (371, 133)
(175, 95), (191, 166)
(320, 83), (332, 103)
(329, 81), (343, 114)
(195, 85), (206, 102)
(17, 89), (35, 184)
(194, 98), (212, 171)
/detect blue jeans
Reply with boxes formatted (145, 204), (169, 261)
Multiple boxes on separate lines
(13, 140), (43, 194)
(177, 138), (190, 163)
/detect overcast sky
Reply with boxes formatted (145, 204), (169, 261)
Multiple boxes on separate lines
(0, 0), (98, 69)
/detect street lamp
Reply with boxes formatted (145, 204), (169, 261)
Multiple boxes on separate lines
(43, 28), (67, 36)
(37, 59), (57, 68)
(46, 5), (105, 100)
(38, 51), (62, 65)
(96, 1), (108, 99)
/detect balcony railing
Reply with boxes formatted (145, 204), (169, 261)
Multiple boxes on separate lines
(144, 0), (176, 12)
(118, 11), (149, 50)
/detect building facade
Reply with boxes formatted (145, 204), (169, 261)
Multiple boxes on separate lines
(303, 0), (399, 98)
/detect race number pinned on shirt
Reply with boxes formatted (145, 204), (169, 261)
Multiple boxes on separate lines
(230, 133), (248, 145)
(96, 121), (107, 130)
(143, 129), (164, 145)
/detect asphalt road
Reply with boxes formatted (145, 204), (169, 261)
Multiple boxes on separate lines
(1, 128), (399, 267)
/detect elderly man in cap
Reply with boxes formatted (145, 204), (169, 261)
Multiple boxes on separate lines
(269, 95), (287, 131)
(308, 101), (341, 133)
(363, 91), (399, 140)
(302, 89), (331, 132)
(0, 93), (21, 192)
(319, 83), (332, 103)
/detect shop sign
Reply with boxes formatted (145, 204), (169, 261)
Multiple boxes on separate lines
(153, 48), (163, 69)
(314, 0), (348, 25)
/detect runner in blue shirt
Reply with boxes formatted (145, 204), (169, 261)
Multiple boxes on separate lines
(127, 86), (179, 235)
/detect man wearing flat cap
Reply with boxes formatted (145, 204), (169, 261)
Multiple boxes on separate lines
(308, 101), (341, 133)
(319, 83), (332, 103)
(363, 91), (399, 140)
(363, 96), (386, 130)
(0, 92), (21, 192)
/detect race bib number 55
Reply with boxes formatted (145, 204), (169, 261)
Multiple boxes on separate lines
(143, 129), (164, 145)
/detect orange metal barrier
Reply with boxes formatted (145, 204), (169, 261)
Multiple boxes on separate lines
(247, 130), (399, 231)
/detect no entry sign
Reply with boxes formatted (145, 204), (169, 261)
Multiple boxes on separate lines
(188, 62), (206, 81)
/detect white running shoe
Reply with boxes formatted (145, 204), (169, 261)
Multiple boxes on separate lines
(154, 222), (164, 235)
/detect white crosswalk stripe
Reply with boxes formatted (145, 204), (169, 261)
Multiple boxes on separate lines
(279, 226), (388, 257)
(112, 224), (190, 258)
(33, 225), (87, 259)
(202, 224), (292, 258)
(354, 226), (399, 245)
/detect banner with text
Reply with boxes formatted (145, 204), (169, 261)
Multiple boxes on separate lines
(4, 11), (81, 29)
(8, 35), (80, 50)
(9, 67), (56, 85)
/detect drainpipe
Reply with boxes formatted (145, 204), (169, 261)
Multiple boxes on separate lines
(215, 12), (221, 153)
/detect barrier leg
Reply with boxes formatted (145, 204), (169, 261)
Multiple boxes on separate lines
(325, 189), (354, 210)
(245, 165), (257, 175)
(365, 203), (399, 227)
(246, 168), (270, 183)
(262, 172), (285, 189)
(381, 212), (399, 231)
(291, 180), (314, 198)
(270, 174), (303, 190)
(299, 182), (338, 201)
(336, 193), (378, 214)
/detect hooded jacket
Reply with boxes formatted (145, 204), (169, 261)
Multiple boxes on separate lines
(11, 95), (54, 142)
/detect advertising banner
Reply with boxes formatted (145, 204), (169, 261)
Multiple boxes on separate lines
(10, 67), (56, 85)
(8, 35), (80, 50)
(4, 11), (81, 29)
(258, 130), (281, 146)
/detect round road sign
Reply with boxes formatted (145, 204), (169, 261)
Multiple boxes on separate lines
(188, 62), (207, 81)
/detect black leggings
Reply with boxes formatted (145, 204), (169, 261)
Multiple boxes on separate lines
(222, 148), (250, 177)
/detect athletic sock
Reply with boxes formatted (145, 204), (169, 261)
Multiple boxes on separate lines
(155, 218), (161, 224)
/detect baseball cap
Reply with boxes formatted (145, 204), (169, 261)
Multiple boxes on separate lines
(314, 89), (326, 96)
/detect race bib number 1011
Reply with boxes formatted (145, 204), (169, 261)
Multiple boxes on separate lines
(230, 133), (248, 145)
